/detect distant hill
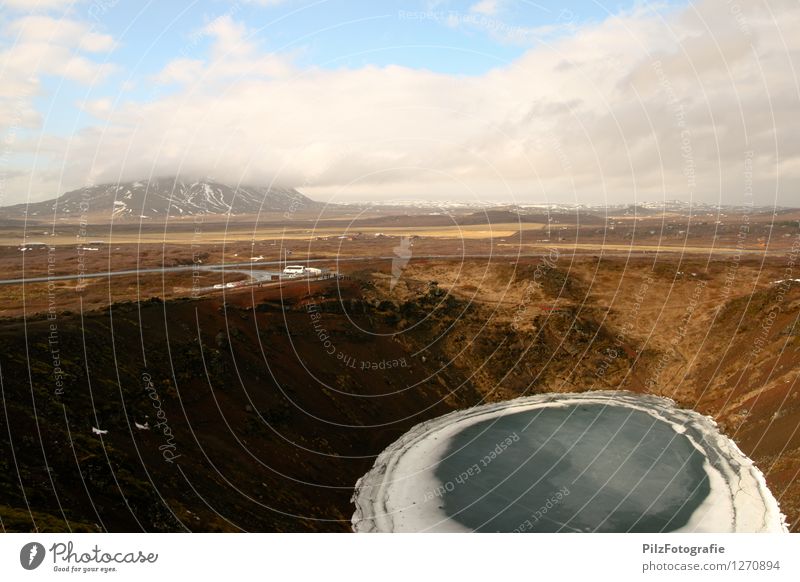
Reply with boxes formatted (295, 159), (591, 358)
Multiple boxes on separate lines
(0, 177), (320, 220)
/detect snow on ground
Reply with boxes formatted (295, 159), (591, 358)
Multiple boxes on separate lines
(351, 391), (787, 533)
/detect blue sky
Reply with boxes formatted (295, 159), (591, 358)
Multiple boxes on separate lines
(1, 0), (796, 206)
(95, 0), (644, 74)
(34, 0), (658, 136)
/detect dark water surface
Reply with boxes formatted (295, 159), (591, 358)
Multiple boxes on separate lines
(434, 403), (710, 532)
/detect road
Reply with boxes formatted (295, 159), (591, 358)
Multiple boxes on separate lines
(0, 244), (780, 286)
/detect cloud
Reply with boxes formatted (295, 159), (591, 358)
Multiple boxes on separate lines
(154, 58), (206, 85)
(9, 0), (800, 206)
(1, 0), (84, 10)
(154, 15), (294, 85)
(8, 15), (115, 52)
(0, 10), (116, 208)
(0, 14), (115, 127)
(470, 0), (501, 16)
(77, 97), (113, 118)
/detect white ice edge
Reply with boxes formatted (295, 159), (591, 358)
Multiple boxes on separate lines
(351, 391), (788, 533)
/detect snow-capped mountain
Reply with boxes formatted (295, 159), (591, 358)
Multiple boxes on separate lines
(2, 177), (319, 219)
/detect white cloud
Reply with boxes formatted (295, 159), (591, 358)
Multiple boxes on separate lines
(77, 97), (112, 118)
(470, 0), (500, 16)
(10, 0), (800, 206)
(1, 0), (84, 10)
(0, 15), (116, 92)
(443, 2), (579, 47)
(0, 9), (116, 199)
(154, 58), (206, 85)
(0, 17), (115, 98)
(154, 15), (294, 85)
(7, 16), (115, 52)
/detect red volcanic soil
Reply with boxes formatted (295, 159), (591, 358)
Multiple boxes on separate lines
(1, 256), (800, 532)
(0, 279), (463, 531)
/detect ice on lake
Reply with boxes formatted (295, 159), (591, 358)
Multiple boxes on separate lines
(352, 392), (786, 533)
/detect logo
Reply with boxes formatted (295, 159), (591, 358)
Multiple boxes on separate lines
(390, 236), (413, 291)
(20, 542), (46, 570)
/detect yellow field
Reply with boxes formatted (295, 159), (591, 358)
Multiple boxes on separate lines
(500, 242), (775, 255)
(1, 223), (546, 245)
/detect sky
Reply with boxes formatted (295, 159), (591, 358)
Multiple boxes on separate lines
(0, 0), (798, 206)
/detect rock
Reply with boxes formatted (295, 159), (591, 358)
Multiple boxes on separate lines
(215, 331), (228, 349)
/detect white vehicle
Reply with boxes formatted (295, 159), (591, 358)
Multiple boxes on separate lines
(282, 265), (306, 278)
(283, 265), (324, 278)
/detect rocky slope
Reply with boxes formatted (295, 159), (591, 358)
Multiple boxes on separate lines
(1, 255), (799, 531)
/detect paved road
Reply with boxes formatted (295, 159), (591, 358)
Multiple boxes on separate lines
(0, 245), (779, 286)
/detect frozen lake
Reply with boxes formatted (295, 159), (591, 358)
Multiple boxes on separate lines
(436, 404), (709, 532)
(352, 392), (786, 533)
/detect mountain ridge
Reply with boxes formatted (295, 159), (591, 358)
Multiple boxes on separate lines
(0, 177), (320, 219)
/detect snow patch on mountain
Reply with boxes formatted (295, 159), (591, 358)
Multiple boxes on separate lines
(1, 177), (319, 219)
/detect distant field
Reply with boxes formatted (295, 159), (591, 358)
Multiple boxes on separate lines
(0, 222), (547, 245)
(500, 242), (779, 255)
